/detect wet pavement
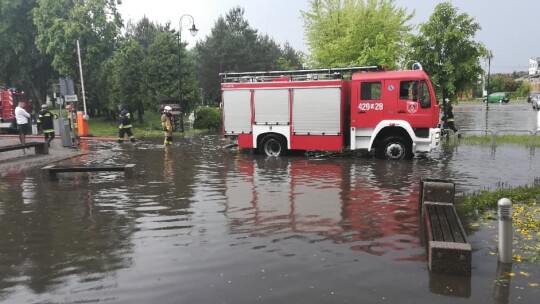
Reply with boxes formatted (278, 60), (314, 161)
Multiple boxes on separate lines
(0, 136), (87, 174)
(0, 102), (539, 303)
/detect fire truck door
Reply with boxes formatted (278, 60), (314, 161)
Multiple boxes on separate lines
(396, 80), (434, 128)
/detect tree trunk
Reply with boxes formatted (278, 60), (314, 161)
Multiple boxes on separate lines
(137, 102), (144, 123)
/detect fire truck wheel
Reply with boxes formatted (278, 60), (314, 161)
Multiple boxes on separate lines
(376, 136), (413, 160)
(260, 135), (287, 157)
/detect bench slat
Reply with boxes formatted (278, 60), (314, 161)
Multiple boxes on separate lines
(424, 202), (472, 275)
(428, 204), (444, 241)
(443, 205), (466, 243)
(437, 205), (456, 242)
(426, 203), (466, 243)
(0, 142), (48, 154)
(47, 166), (127, 173)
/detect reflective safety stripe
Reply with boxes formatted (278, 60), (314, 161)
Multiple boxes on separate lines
(43, 129), (54, 133)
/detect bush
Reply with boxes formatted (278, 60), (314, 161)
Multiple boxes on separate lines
(193, 107), (221, 130)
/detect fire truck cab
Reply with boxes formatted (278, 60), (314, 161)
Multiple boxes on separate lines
(220, 66), (440, 160)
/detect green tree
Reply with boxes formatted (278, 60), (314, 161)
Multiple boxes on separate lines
(33, 0), (123, 113)
(181, 49), (202, 113)
(408, 2), (486, 108)
(107, 38), (145, 122)
(96, 58), (115, 119)
(123, 17), (200, 116)
(0, 0), (54, 105)
(142, 32), (180, 109)
(195, 6), (296, 105)
(278, 42), (304, 70)
(194, 17), (228, 106)
(254, 34), (282, 71)
(487, 75), (505, 94)
(302, 0), (414, 68)
(514, 81), (531, 99)
(488, 74), (521, 94)
(125, 16), (169, 52)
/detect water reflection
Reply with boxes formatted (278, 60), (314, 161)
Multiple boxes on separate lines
(222, 157), (424, 261)
(429, 272), (471, 298)
(493, 262), (513, 304)
(456, 101), (539, 133)
(537, 110), (540, 131)
(0, 168), (134, 299)
(163, 146), (174, 183)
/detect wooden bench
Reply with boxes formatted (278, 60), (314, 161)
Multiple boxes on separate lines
(42, 164), (135, 181)
(419, 179), (471, 276)
(419, 178), (455, 213)
(423, 202), (471, 275)
(0, 142), (49, 155)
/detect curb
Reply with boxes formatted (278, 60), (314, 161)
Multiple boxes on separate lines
(0, 134), (117, 142)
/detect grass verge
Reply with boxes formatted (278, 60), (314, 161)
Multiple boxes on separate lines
(458, 185), (540, 264)
(77, 112), (208, 138)
(450, 134), (540, 147)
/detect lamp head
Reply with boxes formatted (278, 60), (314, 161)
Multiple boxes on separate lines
(189, 24), (199, 37)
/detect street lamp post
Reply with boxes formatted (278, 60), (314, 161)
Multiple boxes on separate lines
(486, 50), (492, 109)
(484, 50), (492, 135)
(177, 14), (199, 132)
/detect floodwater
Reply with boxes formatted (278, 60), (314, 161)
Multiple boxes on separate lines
(0, 102), (539, 304)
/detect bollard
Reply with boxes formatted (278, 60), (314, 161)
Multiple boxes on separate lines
(497, 198), (513, 264)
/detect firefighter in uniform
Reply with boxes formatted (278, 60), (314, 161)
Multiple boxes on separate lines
(445, 103), (458, 134)
(118, 106), (136, 143)
(37, 104), (58, 147)
(161, 106), (175, 145)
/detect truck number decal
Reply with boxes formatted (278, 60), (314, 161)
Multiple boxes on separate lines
(358, 103), (383, 111)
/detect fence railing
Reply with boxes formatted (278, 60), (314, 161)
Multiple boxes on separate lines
(445, 128), (540, 146)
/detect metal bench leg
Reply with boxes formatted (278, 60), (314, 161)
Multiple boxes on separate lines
(35, 144), (49, 154)
(124, 164), (136, 178)
(41, 165), (58, 181)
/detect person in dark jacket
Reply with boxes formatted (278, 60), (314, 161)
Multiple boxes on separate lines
(445, 103), (458, 134)
(117, 106), (136, 143)
(37, 104), (58, 147)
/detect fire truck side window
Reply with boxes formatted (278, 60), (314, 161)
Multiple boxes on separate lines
(399, 81), (418, 101)
(360, 82), (381, 100)
(419, 81), (431, 108)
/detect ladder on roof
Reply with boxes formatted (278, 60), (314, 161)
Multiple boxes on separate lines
(219, 65), (386, 83)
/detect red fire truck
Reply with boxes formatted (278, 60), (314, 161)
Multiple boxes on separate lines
(0, 88), (30, 131)
(220, 65), (441, 160)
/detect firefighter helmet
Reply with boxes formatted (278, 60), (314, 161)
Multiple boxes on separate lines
(41, 104), (48, 109)
(164, 106), (172, 112)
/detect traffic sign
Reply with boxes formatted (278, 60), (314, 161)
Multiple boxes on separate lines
(59, 78), (75, 95)
(64, 95), (78, 102)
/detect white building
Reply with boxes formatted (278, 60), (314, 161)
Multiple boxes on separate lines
(529, 57), (540, 75)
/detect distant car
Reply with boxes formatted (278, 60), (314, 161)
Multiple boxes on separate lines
(528, 91), (540, 103)
(484, 92), (510, 103)
(531, 94), (540, 110)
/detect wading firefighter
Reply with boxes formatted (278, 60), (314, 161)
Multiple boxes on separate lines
(118, 106), (136, 143)
(161, 106), (176, 145)
(37, 104), (58, 146)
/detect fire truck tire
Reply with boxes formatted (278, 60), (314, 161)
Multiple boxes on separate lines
(260, 135), (287, 157)
(376, 136), (413, 160)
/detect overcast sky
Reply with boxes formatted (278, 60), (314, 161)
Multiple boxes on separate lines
(117, 0), (540, 73)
